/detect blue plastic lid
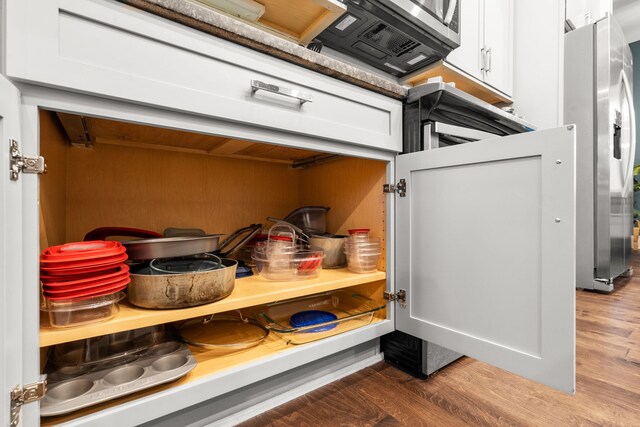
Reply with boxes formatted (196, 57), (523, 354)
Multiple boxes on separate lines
(235, 263), (253, 278)
(290, 310), (338, 333)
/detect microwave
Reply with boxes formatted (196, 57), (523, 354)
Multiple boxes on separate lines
(317, 0), (460, 77)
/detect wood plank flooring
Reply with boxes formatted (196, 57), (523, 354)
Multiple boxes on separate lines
(240, 257), (640, 426)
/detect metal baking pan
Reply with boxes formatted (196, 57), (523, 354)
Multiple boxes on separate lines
(47, 325), (171, 380)
(40, 341), (196, 417)
(128, 258), (237, 309)
(122, 235), (223, 260)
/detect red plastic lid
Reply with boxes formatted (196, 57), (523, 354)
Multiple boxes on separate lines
(348, 228), (370, 235)
(43, 279), (129, 301)
(42, 273), (129, 294)
(40, 253), (128, 271)
(40, 265), (122, 282)
(41, 264), (129, 286)
(42, 270), (129, 292)
(269, 235), (293, 242)
(41, 240), (124, 260)
(40, 256), (128, 276)
(41, 244), (126, 264)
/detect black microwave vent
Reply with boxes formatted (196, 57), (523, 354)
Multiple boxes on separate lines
(360, 23), (418, 56)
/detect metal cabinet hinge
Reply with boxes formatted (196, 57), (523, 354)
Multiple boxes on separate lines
(384, 289), (406, 307)
(383, 179), (406, 197)
(10, 139), (47, 181)
(10, 379), (47, 426)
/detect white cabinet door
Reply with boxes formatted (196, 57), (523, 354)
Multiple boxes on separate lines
(0, 76), (27, 425)
(395, 126), (576, 393)
(446, 0), (483, 80)
(483, 0), (513, 95)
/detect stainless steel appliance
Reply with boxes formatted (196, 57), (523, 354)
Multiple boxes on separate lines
(383, 82), (537, 376)
(316, 0), (460, 77)
(565, 15), (636, 292)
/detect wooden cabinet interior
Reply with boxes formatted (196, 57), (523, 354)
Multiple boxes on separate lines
(41, 280), (386, 426)
(38, 109), (389, 423)
(40, 110), (386, 246)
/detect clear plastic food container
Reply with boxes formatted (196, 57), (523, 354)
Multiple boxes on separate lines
(252, 249), (323, 280)
(347, 228), (371, 242)
(253, 290), (385, 344)
(345, 252), (381, 273)
(41, 292), (125, 328)
(252, 223), (323, 280)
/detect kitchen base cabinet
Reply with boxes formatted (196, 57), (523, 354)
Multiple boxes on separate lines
(35, 109), (392, 425)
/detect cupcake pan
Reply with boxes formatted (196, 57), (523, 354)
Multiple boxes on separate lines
(47, 325), (171, 380)
(41, 341), (196, 417)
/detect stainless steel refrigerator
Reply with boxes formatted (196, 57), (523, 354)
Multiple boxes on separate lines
(565, 15), (636, 292)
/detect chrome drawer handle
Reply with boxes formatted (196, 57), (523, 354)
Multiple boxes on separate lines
(251, 80), (313, 104)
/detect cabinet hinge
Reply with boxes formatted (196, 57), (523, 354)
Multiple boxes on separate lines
(383, 289), (407, 307)
(383, 179), (406, 197)
(10, 378), (47, 426)
(10, 139), (47, 181)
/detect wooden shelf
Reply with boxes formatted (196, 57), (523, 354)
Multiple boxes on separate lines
(40, 269), (386, 347)
(402, 60), (513, 105)
(40, 315), (386, 426)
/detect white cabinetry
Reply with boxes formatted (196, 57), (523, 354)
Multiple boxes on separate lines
(2, 0), (576, 425)
(446, 0), (513, 96)
(446, 0), (483, 81)
(566, 0), (612, 29)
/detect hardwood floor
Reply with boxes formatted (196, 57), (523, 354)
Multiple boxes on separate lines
(240, 257), (640, 426)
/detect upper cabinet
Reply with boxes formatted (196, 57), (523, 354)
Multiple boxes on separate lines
(566, 0), (612, 29)
(447, 0), (514, 96)
(482, 0), (513, 95)
(446, 0), (483, 81)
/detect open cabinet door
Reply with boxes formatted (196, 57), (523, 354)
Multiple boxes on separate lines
(395, 126), (576, 393)
(0, 76), (27, 425)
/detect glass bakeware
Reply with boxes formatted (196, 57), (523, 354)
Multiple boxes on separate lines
(178, 313), (269, 356)
(253, 290), (385, 344)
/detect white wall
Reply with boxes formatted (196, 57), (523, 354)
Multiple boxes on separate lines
(511, 0), (565, 129)
(613, 0), (640, 43)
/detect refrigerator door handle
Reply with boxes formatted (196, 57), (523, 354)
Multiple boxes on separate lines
(621, 70), (636, 195)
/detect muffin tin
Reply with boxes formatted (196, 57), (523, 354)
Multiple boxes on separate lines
(41, 341), (196, 417)
(47, 325), (171, 381)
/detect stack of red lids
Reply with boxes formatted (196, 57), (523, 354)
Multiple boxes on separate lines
(40, 241), (130, 301)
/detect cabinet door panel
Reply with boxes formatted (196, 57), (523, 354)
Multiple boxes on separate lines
(395, 126), (576, 393)
(446, 0), (483, 80)
(0, 76), (26, 425)
(483, 0), (513, 94)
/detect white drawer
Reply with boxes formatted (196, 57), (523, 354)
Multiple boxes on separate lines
(5, 0), (402, 152)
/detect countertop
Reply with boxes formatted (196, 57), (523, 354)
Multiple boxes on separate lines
(119, 0), (408, 100)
